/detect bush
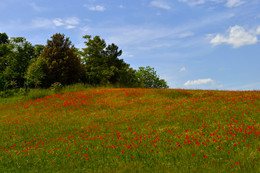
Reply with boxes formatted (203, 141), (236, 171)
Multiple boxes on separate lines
(16, 88), (27, 96)
(50, 82), (63, 93)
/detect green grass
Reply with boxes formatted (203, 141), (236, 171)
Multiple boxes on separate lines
(0, 88), (259, 172)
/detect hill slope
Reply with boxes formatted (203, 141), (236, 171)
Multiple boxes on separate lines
(0, 89), (259, 172)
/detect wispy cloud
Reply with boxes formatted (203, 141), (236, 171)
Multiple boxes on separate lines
(232, 82), (260, 90)
(178, 32), (194, 38)
(31, 17), (80, 30)
(210, 25), (259, 48)
(257, 26), (260, 34)
(225, 0), (244, 8)
(179, 0), (245, 7)
(66, 25), (76, 29)
(150, 0), (171, 10)
(122, 52), (134, 58)
(65, 17), (80, 25)
(85, 4), (106, 11)
(178, 0), (222, 6)
(53, 18), (64, 26)
(179, 67), (187, 72)
(80, 26), (89, 33)
(184, 78), (215, 86)
(32, 18), (54, 29)
(100, 11), (231, 49)
(28, 2), (42, 12)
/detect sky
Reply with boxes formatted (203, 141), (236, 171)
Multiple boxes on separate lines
(0, 0), (259, 90)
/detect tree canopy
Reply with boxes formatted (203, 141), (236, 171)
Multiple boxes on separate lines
(81, 35), (141, 87)
(0, 36), (35, 90)
(0, 32), (169, 92)
(136, 66), (169, 89)
(39, 33), (84, 87)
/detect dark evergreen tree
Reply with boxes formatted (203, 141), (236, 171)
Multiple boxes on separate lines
(40, 33), (84, 87)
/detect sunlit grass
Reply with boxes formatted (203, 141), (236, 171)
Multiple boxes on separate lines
(0, 88), (259, 172)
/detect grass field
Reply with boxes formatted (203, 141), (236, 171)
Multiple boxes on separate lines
(0, 88), (259, 172)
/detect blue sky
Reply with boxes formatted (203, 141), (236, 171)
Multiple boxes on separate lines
(0, 0), (259, 90)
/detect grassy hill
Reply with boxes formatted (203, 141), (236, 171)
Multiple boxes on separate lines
(0, 88), (259, 172)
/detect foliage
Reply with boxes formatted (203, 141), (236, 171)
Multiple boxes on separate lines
(40, 33), (84, 87)
(50, 82), (63, 92)
(81, 35), (142, 87)
(0, 33), (8, 44)
(0, 35), (36, 89)
(0, 33), (12, 91)
(34, 44), (45, 57)
(26, 57), (47, 87)
(1, 32), (170, 92)
(136, 66), (169, 88)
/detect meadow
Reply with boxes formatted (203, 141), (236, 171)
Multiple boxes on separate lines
(0, 88), (259, 172)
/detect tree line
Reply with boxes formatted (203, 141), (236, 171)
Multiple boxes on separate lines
(0, 32), (169, 93)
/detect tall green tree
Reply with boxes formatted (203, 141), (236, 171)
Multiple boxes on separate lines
(0, 33), (11, 90)
(25, 57), (47, 88)
(34, 44), (45, 58)
(81, 35), (140, 87)
(0, 33), (9, 44)
(39, 33), (84, 87)
(0, 36), (35, 89)
(136, 66), (169, 88)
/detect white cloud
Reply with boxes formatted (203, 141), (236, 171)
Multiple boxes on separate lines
(31, 17), (79, 30)
(150, 0), (171, 10)
(65, 17), (80, 25)
(178, 0), (207, 6)
(66, 25), (76, 29)
(210, 25), (258, 48)
(257, 26), (260, 35)
(179, 0), (245, 7)
(179, 67), (187, 72)
(85, 5), (106, 11)
(225, 0), (244, 7)
(95, 12), (231, 51)
(184, 78), (215, 86)
(53, 18), (64, 26)
(119, 5), (124, 8)
(178, 0), (224, 6)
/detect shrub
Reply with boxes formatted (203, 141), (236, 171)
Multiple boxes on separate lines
(50, 82), (63, 93)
